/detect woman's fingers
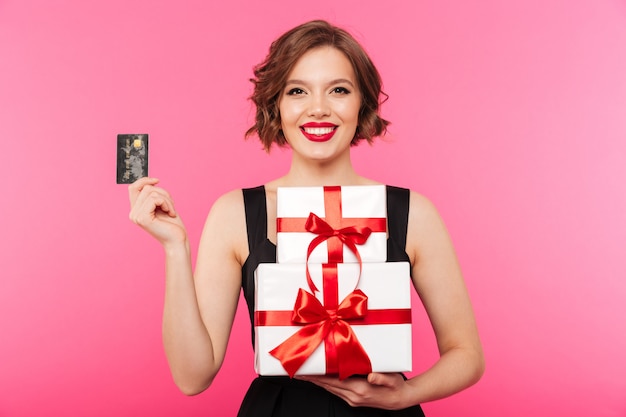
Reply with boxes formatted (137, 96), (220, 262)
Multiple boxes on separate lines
(297, 373), (407, 409)
(128, 177), (159, 206)
(131, 189), (174, 223)
(129, 179), (180, 230)
(127, 178), (188, 246)
(367, 372), (397, 387)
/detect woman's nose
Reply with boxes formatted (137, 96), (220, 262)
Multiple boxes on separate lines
(307, 94), (331, 118)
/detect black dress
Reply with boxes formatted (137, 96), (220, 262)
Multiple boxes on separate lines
(238, 185), (425, 417)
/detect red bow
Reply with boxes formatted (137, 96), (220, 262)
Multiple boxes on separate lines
(269, 288), (373, 380)
(304, 212), (371, 292)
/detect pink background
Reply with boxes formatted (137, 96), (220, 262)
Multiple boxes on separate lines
(1, 0), (625, 416)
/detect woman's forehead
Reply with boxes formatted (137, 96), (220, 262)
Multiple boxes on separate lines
(286, 46), (357, 84)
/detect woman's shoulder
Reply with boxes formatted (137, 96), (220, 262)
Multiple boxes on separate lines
(402, 189), (443, 227)
(208, 185), (268, 220)
(407, 189), (435, 208)
(210, 188), (246, 212)
(201, 188), (251, 264)
(384, 184), (434, 209)
(203, 188), (250, 235)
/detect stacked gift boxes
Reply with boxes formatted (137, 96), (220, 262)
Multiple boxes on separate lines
(254, 185), (412, 379)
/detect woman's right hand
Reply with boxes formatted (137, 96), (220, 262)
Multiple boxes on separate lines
(128, 177), (187, 247)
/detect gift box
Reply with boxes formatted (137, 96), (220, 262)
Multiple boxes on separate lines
(276, 185), (387, 264)
(254, 262), (412, 379)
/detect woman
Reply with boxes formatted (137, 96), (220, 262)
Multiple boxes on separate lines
(129, 20), (484, 416)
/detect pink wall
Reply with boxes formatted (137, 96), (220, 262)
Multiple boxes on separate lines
(1, 0), (625, 415)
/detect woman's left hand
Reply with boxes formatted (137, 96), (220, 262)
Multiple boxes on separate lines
(296, 373), (411, 410)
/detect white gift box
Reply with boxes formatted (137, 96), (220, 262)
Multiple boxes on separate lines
(254, 262), (412, 377)
(276, 185), (387, 264)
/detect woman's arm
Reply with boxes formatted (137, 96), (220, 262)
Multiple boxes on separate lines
(400, 191), (484, 403)
(129, 179), (246, 395)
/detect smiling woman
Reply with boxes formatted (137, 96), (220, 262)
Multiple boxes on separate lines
(278, 47), (361, 164)
(128, 19), (484, 417)
(245, 20), (390, 150)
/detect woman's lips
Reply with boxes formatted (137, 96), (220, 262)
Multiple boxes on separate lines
(300, 122), (337, 142)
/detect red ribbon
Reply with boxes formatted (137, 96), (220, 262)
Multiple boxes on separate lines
(269, 288), (373, 380)
(256, 308), (412, 327)
(305, 211), (373, 265)
(276, 186), (386, 266)
(304, 213), (371, 293)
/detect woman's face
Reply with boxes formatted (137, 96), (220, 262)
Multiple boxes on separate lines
(278, 46), (361, 164)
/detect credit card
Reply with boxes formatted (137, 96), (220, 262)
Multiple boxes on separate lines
(116, 134), (148, 184)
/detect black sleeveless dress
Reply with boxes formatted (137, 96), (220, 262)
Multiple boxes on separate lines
(238, 185), (425, 417)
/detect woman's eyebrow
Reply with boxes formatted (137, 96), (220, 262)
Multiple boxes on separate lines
(284, 78), (356, 87)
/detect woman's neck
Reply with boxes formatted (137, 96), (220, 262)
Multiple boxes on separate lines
(273, 155), (376, 188)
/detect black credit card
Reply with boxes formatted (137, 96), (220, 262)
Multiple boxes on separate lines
(116, 134), (148, 184)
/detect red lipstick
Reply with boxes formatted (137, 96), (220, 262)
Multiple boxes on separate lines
(300, 122), (337, 142)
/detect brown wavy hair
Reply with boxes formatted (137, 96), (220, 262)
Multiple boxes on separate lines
(245, 20), (390, 151)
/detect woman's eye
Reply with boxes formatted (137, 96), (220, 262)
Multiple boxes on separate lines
(332, 87), (350, 94)
(286, 88), (305, 95)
